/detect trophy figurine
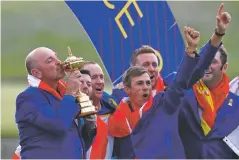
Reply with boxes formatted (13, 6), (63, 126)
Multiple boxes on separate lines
(61, 46), (98, 117)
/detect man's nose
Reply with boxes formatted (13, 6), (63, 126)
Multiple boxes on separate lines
(97, 78), (104, 84)
(148, 65), (154, 72)
(142, 83), (149, 90)
(56, 58), (61, 65)
(80, 84), (86, 91)
(81, 83), (87, 88)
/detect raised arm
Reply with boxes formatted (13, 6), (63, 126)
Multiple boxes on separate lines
(187, 3), (231, 87)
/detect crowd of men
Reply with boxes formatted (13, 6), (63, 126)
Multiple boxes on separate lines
(13, 3), (239, 159)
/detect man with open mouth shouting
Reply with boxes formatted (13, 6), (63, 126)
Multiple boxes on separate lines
(81, 62), (118, 159)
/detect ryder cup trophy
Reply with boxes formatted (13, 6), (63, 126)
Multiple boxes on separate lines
(61, 46), (97, 117)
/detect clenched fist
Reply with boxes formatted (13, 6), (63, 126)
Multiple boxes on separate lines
(184, 26), (200, 51)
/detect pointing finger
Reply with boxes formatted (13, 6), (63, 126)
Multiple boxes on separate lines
(217, 3), (224, 16)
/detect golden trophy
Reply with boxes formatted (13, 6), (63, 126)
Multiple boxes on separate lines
(61, 47), (97, 117)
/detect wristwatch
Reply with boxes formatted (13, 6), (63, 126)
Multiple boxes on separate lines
(215, 28), (225, 36)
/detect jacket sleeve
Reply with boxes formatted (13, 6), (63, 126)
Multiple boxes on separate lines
(111, 88), (127, 103)
(81, 116), (97, 151)
(163, 72), (177, 87)
(155, 53), (199, 114)
(158, 40), (221, 114)
(15, 90), (79, 136)
(187, 40), (222, 87)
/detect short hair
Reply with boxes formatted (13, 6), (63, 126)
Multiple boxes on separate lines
(218, 45), (228, 67)
(26, 58), (32, 75)
(80, 69), (91, 77)
(25, 57), (37, 75)
(130, 45), (157, 66)
(122, 66), (149, 88)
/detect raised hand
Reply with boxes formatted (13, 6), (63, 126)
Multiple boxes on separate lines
(216, 3), (231, 34)
(184, 26), (200, 51)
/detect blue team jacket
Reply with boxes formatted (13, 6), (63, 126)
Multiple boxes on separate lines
(15, 87), (86, 159)
(97, 92), (118, 115)
(179, 90), (239, 159)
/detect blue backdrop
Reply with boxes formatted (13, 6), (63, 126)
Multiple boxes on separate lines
(66, 1), (185, 85)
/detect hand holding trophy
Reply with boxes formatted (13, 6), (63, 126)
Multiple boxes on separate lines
(62, 47), (97, 117)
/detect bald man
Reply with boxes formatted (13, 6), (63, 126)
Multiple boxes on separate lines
(15, 47), (90, 159)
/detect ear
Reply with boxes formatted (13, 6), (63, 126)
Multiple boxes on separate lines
(31, 69), (42, 79)
(222, 63), (228, 73)
(124, 86), (131, 95)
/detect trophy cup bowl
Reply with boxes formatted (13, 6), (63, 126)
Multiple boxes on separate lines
(61, 47), (98, 117)
(61, 55), (85, 72)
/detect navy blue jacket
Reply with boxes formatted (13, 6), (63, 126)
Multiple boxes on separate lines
(15, 87), (87, 159)
(179, 90), (239, 159)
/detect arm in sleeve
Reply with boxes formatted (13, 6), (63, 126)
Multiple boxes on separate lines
(81, 116), (97, 151)
(16, 91), (79, 136)
(111, 88), (127, 103)
(159, 41), (222, 114)
(188, 40), (222, 87)
(159, 53), (199, 114)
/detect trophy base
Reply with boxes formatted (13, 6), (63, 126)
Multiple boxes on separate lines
(78, 111), (98, 117)
(75, 91), (97, 117)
